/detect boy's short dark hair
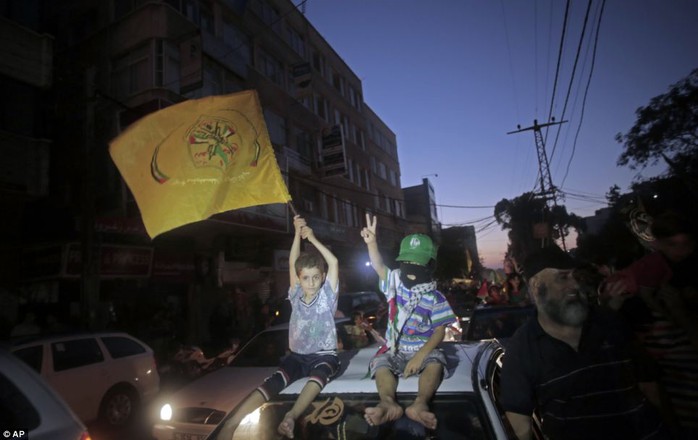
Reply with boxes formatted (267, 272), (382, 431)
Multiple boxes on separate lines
(295, 252), (327, 275)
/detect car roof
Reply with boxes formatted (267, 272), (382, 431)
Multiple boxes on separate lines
(0, 348), (87, 437)
(9, 331), (143, 348)
(280, 341), (497, 396)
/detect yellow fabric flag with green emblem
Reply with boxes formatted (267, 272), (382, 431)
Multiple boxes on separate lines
(109, 90), (291, 238)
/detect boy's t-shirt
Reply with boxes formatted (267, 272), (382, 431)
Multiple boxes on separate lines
(380, 269), (457, 353)
(288, 279), (338, 355)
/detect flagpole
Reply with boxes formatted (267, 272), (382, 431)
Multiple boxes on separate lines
(288, 201), (298, 217)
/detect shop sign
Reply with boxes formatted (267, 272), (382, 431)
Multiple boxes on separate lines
(152, 251), (195, 281)
(21, 245), (65, 280)
(65, 243), (153, 278)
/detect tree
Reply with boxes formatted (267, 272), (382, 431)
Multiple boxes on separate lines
(493, 192), (584, 268)
(616, 67), (698, 176)
(606, 184), (621, 206)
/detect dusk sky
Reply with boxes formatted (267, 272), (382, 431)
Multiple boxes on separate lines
(303, 0), (698, 268)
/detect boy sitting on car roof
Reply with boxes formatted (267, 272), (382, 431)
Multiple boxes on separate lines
(360, 214), (457, 430)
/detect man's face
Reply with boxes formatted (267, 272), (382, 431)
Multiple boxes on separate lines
(532, 268), (589, 327)
(654, 233), (695, 263)
(298, 267), (324, 296)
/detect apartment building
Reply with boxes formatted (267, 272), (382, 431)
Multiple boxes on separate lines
(6, 0), (406, 339)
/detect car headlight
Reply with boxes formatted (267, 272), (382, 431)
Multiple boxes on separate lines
(160, 403), (173, 421)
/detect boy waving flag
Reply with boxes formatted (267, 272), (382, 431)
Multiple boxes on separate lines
(109, 90), (291, 238)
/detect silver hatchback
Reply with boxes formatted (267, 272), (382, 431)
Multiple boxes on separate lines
(0, 347), (92, 440)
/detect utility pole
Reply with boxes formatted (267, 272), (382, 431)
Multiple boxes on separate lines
(507, 118), (568, 250)
(81, 66), (100, 330)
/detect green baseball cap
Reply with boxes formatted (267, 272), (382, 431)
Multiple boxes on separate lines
(396, 234), (437, 266)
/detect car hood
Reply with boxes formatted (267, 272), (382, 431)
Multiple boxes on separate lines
(169, 366), (276, 411)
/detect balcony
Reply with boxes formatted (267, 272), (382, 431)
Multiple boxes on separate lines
(281, 146), (312, 175)
(0, 130), (50, 197)
(0, 16), (53, 89)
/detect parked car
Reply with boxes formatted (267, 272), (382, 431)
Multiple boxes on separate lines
(0, 346), (92, 440)
(205, 340), (518, 439)
(10, 331), (160, 428)
(463, 304), (535, 344)
(337, 290), (385, 320)
(152, 318), (372, 440)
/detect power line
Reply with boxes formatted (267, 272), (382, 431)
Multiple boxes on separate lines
(544, 0), (571, 145)
(548, 0), (593, 164)
(561, 0), (606, 188)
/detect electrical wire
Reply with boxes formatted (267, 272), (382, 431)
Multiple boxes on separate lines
(560, 0), (606, 188)
(549, 0), (593, 163)
(543, 0), (570, 146)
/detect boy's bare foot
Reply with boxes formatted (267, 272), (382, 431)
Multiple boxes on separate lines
(364, 400), (403, 426)
(278, 412), (296, 438)
(405, 401), (437, 430)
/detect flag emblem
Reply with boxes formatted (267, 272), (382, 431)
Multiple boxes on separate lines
(110, 90), (291, 238)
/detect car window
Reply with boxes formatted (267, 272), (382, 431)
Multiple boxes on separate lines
(466, 306), (535, 341)
(0, 371), (40, 430)
(101, 336), (146, 359)
(210, 394), (489, 440)
(12, 345), (43, 373)
(52, 338), (104, 371)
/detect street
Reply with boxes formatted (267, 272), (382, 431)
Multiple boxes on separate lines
(86, 374), (189, 440)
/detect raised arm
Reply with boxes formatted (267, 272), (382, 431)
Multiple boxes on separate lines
(303, 225), (339, 293)
(289, 215), (305, 288)
(360, 214), (387, 281)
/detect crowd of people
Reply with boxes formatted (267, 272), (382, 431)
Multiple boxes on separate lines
(6, 205), (696, 439)
(499, 209), (697, 440)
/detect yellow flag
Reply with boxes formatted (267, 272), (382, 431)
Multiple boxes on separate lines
(109, 90), (292, 238)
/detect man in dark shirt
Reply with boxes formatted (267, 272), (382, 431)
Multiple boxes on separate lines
(499, 246), (670, 440)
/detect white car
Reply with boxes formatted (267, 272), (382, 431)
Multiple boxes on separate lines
(206, 340), (516, 440)
(152, 319), (361, 440)
(11, 331), (160, 428)
(0, 347), (92, 440)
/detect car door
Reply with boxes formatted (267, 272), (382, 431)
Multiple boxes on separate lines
(473, 341), (512, 439)
(44, 337), (109, 423)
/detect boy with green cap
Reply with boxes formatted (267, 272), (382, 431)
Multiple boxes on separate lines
(360, 214), (457, 430)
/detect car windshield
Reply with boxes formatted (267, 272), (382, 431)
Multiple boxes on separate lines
(209, 394), (490, 440)
(465, 306), (535, 341)
(229, 329), (288, 367)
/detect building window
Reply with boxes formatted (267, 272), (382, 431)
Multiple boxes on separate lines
(222, 18), (251, 65)
(201, 61), (223, 96)
(314, 94), (327, 120)
(199, 1), (214, 33)
(389, 169), (398, 187)
(264, 109), (286, 146)
(332, 71), (345, 96)
(253, 0), (282, 35)
(378, 161), (387, 180)
(113, 43), (151, 97)
(295, 129), (313, 160)
(287, 27), (306, 58)
(311, 48), (325, 76)
(154, 39), (164, 86)
(258, 48), (284, 87)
